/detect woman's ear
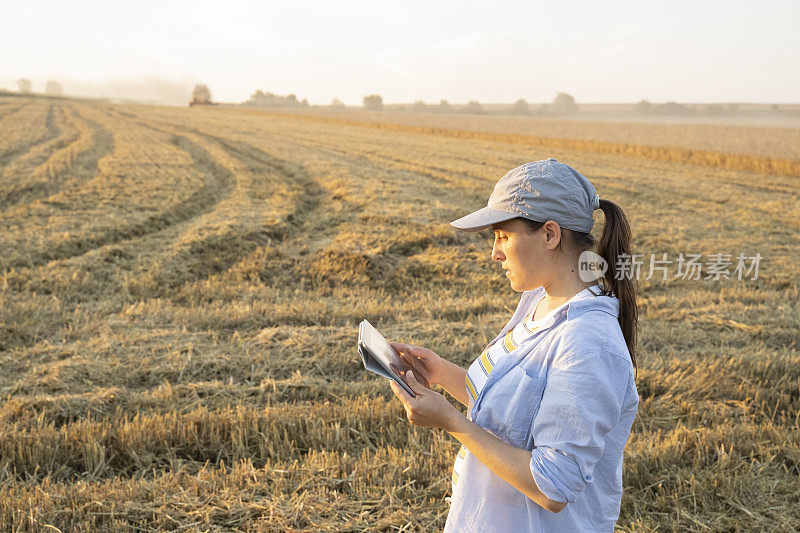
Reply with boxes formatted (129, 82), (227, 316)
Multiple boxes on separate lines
(541, 220), (562, 249)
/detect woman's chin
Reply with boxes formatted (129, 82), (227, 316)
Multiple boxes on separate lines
(507, 278), (524, 293)
(508, 276), (536, 293)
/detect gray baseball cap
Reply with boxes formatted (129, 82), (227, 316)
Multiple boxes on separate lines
(450, 158), (600, 233)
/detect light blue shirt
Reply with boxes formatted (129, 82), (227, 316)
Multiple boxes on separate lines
(443, 286), (639, 532)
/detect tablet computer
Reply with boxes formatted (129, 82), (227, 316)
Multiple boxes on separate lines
(358, 319), (416, 398)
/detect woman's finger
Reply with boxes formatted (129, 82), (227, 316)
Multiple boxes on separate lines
(389, 342), (410, 355)
(389, 379), (413, 405)
(405, 370), (425, 395)
(405, 345), (424, 358)
(402, 355), (432, 382)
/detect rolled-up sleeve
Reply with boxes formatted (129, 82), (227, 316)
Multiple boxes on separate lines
(529, 351), (629, 503)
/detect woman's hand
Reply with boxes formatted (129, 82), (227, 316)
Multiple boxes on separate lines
(389, 370), (461, 431)
(390, 342), (445, 387)
(390, 341), (470, 407)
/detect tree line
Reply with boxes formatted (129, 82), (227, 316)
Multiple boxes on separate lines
(360, 92), (578, 115)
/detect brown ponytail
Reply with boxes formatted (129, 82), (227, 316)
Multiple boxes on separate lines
(595, 199), (638, 375)
(519, 199), (639, 375)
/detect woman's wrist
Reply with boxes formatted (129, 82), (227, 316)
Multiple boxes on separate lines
(444, 405), (471, 433)
(441, 359), (467, 384)
(428, 358), (450, 387)
(434, 360), (469, 406)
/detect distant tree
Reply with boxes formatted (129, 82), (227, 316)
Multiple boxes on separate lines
(463, 100), (484, 114)
(654, 101), (691, 115)
(634, 100), (653, 114)
(771, 103), (780, 113)
(190, 84), (213, 106)
(413, 100), (427, 112)
(551, 92), (577, 114)
(363, 94), (383, 111)
(438, 99), (452, 113)
(330, 98), (345, 108)
(727, 103), (739, 114)
(45, 81), (62, 96)
(16, 78), (32, 94)
(702, 104), (724, 116)
(510, 98), (530, 115)
(245, 90), (306, 108)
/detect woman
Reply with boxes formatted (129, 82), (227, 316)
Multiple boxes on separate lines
(388, 158), (639, 532)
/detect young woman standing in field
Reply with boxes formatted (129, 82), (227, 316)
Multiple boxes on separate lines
(388, 158), (639, 532)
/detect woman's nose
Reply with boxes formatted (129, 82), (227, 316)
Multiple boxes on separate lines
(491, 239), (505, 261)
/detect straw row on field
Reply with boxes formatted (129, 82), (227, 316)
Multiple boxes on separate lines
(267, 112), (800, 178)
(0, 101), (56, 164)
(33, 106), (96, 180)
(0, 399), (414, 482)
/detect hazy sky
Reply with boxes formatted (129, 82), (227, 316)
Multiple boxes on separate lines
(2, 0), (798, 105)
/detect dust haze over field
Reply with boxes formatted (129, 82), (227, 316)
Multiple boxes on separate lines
(0, 76), (199, 106)
(60, 76), (198, 106)
(0, 95), (799, 531)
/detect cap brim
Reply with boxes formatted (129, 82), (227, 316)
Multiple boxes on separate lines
(450, 207), (517, 232)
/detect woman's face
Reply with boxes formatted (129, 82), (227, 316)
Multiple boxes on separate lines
(491, 218), (558, 292)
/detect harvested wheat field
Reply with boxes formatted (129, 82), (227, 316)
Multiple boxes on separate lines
(1, 95), (799, 532)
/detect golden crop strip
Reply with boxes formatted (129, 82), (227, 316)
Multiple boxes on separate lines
(258, 111), (800, 178)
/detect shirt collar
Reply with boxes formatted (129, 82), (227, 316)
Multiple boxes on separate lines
(565, 285), (619, 320)
(498, 284), (619, 347)
(527, 284), (619, 327)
